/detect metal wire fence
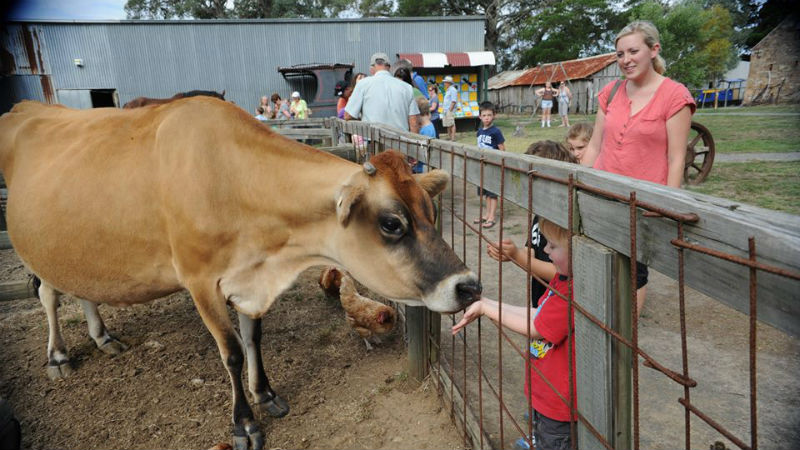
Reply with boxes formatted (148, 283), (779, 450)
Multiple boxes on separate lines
(329, 118), (800, 450)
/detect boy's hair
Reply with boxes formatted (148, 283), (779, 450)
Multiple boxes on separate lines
(478, 101), (496, 114)
(270, 93), (281, 103)
(539, 218), (570, 247)
(566, 122), (593, 143)
(256, 106), (265, 114)
(416, 97), (430, 117)
(524, 140), (577, 164)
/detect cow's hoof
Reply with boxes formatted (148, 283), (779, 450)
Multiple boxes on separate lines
(233, 425), (263, 450)
(255, 394), (289, 418)
(98, 336), (129, 355)
(46, 361), (73, 380)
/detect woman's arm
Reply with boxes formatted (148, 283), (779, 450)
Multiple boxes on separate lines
(535, 88), (544, 96)
(580, 108), (606, 167)
(665, 105), (692, 188)
(452, 298), (543, 339)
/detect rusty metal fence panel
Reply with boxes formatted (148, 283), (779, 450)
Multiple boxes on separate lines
(330, 118), (800, 450)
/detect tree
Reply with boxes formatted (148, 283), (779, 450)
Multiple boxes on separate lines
(628, 0), (736, 88)
(396, 0), (549, 71)
(514, 0), (624, 69)
(125, 0), (354, 19)
(699, 4), (738, 85)
(743, 0), (794, 49)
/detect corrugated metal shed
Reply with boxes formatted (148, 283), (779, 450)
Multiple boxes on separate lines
(487, 53), (620, 114)
(0, 17), (487, 114)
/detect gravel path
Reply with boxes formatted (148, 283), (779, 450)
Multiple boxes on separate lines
(714, 152), (800, 162)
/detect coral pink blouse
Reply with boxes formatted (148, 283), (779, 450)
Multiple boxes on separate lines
(594, 78), (696, 185)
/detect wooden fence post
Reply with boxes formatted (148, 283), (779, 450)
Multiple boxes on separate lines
(573, 236), (615, 449)
(612, 254), (633, 450)
(406, 305), (428, 382)
(574, 236), (633, 449)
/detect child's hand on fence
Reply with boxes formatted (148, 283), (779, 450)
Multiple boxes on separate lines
(451, 300), (485, 335)
(487, 239), (518, 263)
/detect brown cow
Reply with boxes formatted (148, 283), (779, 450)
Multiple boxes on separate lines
(122, 89), (225, 108)
(0, 97), (480, 450)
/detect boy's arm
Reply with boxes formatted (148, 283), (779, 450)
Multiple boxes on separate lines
(452, 298), (543, 339)
(497, 143), (506, 151)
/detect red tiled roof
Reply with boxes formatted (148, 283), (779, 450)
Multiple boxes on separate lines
(511, 53), (617, 86)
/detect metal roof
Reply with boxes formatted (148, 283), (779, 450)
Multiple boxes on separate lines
(494, 53), (617, 88)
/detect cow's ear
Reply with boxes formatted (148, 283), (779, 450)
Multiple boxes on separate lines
(414, 169), (449, 198)
(336, 174), (368, 226)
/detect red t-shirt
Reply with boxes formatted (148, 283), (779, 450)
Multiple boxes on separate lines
(525, 275), (576, 422)
(594, 78), (696, 185)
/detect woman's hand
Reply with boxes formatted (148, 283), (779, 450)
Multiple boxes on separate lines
(451, 300), (484, 335)
(487, 239), (518, 263)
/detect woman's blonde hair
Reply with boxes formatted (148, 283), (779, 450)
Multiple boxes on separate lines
(615, 20), (666, 75)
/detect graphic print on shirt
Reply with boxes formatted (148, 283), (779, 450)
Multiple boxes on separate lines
(477, 133), (495, 149)
(530, 289), (556, 359)
(530, 221), (543, 248)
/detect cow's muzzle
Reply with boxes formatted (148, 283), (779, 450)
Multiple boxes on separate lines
(456, 279), (482, 307)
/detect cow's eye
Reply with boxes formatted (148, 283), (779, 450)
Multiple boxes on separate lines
(379, 215), (405, 237)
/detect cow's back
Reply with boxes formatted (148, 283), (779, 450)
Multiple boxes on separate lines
(0, 101), (182, 303)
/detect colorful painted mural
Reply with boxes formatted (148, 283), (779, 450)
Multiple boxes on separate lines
(427, 73), (480, 118)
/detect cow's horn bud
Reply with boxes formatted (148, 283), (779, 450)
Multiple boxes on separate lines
(363, 162), (377, 176)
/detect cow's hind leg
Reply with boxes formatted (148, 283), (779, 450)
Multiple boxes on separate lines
(238, 313), (289, 418)
(189, 284), (263, 450)
(79, 299), (128, 355)
(37, 279), (72, 379)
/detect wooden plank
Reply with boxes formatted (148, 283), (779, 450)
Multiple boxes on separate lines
(573, 236), (615, 450)
(0, 280), (36, 301)
(434, 361), (494, 450)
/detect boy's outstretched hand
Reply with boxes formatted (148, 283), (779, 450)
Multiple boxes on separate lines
(451, 300), (485, 335)
(487, 239), (518, 262)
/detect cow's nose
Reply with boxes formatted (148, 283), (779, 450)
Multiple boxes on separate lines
(456, 279), (482, 306)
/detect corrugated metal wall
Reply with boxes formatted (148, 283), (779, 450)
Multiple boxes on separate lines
(1, 17), (486, 114)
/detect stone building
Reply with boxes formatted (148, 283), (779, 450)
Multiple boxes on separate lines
(743, 15), (800, 105)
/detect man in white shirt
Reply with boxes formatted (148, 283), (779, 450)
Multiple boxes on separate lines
(344, 52), (420, 133)
(441, 76), (459, 141)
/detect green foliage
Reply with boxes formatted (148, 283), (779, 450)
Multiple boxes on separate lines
(743, 0), (794, 48)
(125, 0), (354, 19)
(396, 0), (443, 17)
(627, 0), (737, 88)
(515, 0), (623, 68)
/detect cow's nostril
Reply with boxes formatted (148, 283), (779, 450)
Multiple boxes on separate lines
(456, 279), (482, 305)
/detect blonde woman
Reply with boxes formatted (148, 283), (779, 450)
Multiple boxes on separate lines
(581, 20), (696, 313)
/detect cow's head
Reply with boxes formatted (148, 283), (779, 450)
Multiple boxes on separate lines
(333, 150), (481, 313)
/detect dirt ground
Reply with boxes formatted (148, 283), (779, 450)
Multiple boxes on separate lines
(0, 251), (467, 450)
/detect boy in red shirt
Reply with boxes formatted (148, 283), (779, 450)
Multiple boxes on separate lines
(452, 218), (575, 450)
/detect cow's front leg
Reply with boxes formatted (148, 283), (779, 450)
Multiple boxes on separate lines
(238, 313), (289, 418)
(189, 284), (263, 450)
(38, 279), (72, 379)
(79, 299), (128, 355)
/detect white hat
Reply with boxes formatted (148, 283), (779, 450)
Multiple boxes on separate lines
(291, 91), (300, 98)
(443, 76), (454, 84)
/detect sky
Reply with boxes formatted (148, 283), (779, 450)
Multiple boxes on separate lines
(8, 0), (128, 20)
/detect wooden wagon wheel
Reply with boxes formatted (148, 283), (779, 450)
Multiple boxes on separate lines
(684, 121), (715, 185)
